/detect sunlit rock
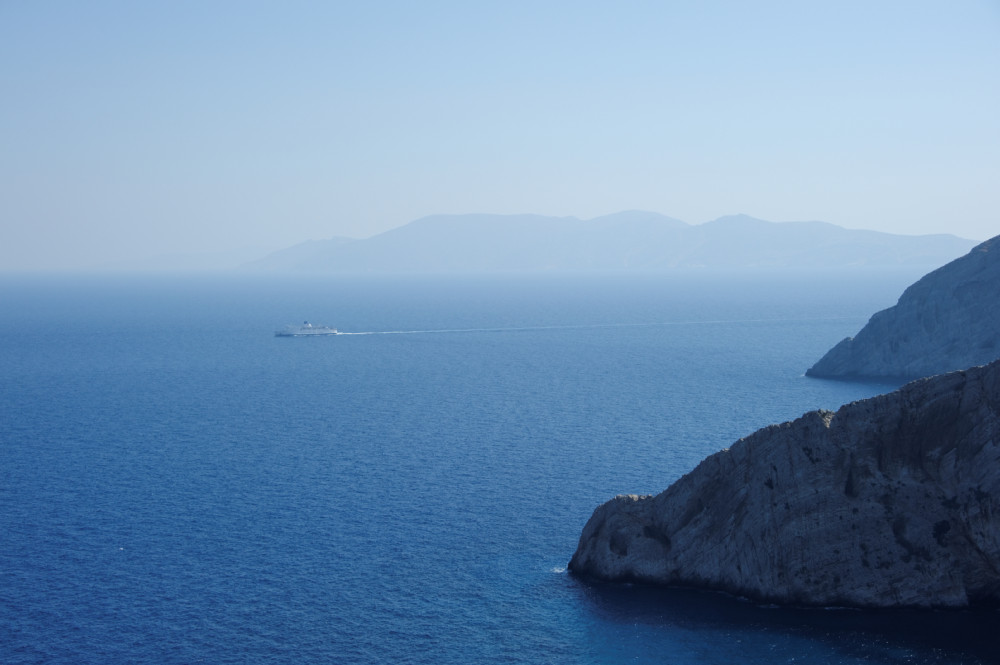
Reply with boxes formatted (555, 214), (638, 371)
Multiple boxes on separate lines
(807, 235), (1000, 380)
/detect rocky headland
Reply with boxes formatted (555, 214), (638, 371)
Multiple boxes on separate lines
(807, 235), (1000, 380)
(569, 360), (1000, 608)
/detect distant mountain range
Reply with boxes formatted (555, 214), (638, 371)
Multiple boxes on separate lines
(240, 211), (978, 273)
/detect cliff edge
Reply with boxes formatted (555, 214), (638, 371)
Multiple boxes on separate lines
(806, 235), (1000, 380)
(569, 360), (1000, 608)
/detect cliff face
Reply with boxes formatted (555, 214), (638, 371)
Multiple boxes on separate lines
(569, 360), (1000, 608)
(807, 236), (1000, 380)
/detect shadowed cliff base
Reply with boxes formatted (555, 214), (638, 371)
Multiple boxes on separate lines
(579, 582), (999, 663)
(570, 360), (1000, 609)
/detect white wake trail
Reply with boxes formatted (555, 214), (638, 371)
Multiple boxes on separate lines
(333, 316), (859, 337)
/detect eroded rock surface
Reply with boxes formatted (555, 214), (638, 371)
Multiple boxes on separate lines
(807, 235), (1000, 380)
(569, 361), (1000, 608)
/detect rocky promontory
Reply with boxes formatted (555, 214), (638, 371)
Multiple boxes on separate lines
(807, 235), (1000, 380)
(569, 360), (1000, 608)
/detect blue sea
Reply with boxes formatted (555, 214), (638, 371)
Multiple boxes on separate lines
(1, 271), (996, 664)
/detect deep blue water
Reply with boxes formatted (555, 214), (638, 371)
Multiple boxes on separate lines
(1, 271), (996, 664)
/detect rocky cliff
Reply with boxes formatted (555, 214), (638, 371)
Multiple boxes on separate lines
(569, 360), (1000, 608)
(807, 235), (1000, 380)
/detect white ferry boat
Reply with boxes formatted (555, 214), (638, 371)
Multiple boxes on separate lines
(275, 322), (339, 337)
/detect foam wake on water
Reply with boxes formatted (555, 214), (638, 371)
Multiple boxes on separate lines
(332, 316), (859, 337)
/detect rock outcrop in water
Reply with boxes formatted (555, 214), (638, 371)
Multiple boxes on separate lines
(806, 235), (1000, 380)
(569, 360), (1000, 608)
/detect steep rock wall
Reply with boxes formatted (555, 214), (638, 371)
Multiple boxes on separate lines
(569, 361), (1000, 608)
(807, 236), (1000, 380)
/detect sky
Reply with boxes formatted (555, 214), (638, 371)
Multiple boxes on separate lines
(1, 1), (998, 270)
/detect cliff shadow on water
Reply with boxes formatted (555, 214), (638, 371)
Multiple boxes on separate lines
(576, 581), (999, 664)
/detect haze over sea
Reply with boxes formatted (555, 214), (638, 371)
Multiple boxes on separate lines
(1, 271), (995, 664)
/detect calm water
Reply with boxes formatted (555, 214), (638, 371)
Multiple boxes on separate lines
(1, 272), (995, 664)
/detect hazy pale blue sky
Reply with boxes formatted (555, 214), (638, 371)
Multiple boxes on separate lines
(1, 1), (998, 269)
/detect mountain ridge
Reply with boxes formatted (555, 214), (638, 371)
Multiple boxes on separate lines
(240, 212), (977, 273)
